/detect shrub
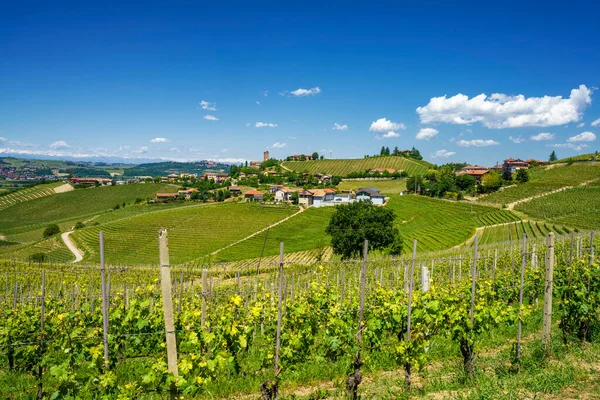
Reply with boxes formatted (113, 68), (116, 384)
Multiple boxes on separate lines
(74, 221), (85, 230)
(30, 252), (47, 262)
(43, 224), (60, 238)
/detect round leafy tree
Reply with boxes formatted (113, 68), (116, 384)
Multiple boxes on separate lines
(326, 200), (398, 259)
(43, 224), (60, 238)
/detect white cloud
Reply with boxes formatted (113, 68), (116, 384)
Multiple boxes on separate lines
(271, 142), (287, 148)
(433, 149), (456, 158)
(332, 122), (348, 131)
(530, 132), (555, 141)
(416, 85), (592, 128)
(49, 141), (69, 149)
(263, 91), (269, 97)
(132, 146), (148, 154)
(150, 137), (169, 143)
(567, 131), (596, 142)
(255, 122), (278, 128)
(369, 117), (405, 133)
(256, 101), (260, 105)
(577, 123), (585, 128)
(382, 131), (400, 138)
(416, 128), (439, 140)
(550, 143), (589, 151)
(456, 139), (499, 147)
(204, 115), (220, 121)
(289, 87), (321, 97)
(200, 100), (216, 111)
(591, 118), (600, 127)
(509, 135), (525, 144)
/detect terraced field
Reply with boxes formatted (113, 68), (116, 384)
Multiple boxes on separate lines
(478, 220), (572, 245)
(0, 236), (73, 262)
(387, 195), (520, 252)
(337, 179), (407, 194)
(0, 183), (178, 235)
(214, 206), (335, 262)
(479, 163), (600, 206)
(0, 182), (64, 211)
(515, 180), (600, 230)
(281, 156), (432, 176)
(71, 202), (297, 265)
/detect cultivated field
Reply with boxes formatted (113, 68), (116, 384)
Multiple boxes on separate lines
(554, 152), (599, 163)
(515, 180), (600, 230)
(281, 156), (431, 176)
(0, 182), (64, 211)
(71, 202), (298, 264)
(337, 178), (407, 194)
(388, 195), (520, 251)
(479, 163), (600, 206)
(477, 220), (571, 245)
(0, 183), (178, 236)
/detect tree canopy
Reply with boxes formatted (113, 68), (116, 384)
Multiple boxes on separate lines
(325, 200), (399, 259)
(549, 151), (558, 162)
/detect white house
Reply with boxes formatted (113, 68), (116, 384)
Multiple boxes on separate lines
(274, 187), (297, 202)
(356, 187), (385, 205)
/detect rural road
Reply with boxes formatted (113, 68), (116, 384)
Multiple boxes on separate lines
(61, 231), (83, 263)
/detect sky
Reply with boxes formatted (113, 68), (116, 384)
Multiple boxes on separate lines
(1, 0), (599, 165)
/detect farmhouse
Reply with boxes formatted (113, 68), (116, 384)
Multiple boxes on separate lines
(177, 188), (199, 199)
(274, 187), (298, 202)
(228, 186), (242, 196)
(287, 154), (314, 161)
(503, 158), (530, 173)
(249, 160), (262, 168)
(314, 173), (331, 183)
(269, 184), (285, 194)
(456, 165), (490, 182)
(202, 172), (229, 183)
(298, 189), (314, 207)
(244, 189), (263, 202)
(356, 187), (385, 205)
(155, 193), (178, 201)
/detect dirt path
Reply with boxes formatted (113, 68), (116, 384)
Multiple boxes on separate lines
(61, 231), (83, 263)
(210, 206), (306, 256)
(506, 178), (599, 210)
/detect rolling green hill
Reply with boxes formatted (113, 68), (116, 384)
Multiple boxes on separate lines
(478, 163), (600, 206)
(71, 202), (297, 265)
(0, 183), (178, 235)
(553, 152), (599, 163)
(477, 220), (571, 245)
(281, 156), (432, 176)
(0, 182), (64, 211)
(515, 180), (600, 230)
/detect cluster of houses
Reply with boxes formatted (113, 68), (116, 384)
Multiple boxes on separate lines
(456, 158), (548, 182)
(241, 185), (387, 207)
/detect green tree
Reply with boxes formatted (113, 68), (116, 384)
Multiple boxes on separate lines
(502, 168), (513, 181)
(312, 152), (319, 160)
(385, 146), (391, 155)
(549, 150), (558, 162)
(43, 224), (60, 238)
(481, 170), (502, 193)
(380, 146), (386, 156)
(455, 174), (476, 191)
(326, 200), (398, 259)
(406, 175), (424, 193)
(74, 221), (85, 230)
(516, 168), (529, 183)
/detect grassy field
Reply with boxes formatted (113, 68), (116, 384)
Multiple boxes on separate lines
(337, 178), (407, 194)
(0, 236), (73, 262)
(0, 183), (178, 235)
(554, 152), (599, 163)
(281, 156), (432, 176)
(71, 202), (298, 265)
(478, 220), (572, 245)
(0, 182), (64, 211)
(515, 180), (600, 230)
(479, 163), (600, 206)
(214, 206), (335, 262)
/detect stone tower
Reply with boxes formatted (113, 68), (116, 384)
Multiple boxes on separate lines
(264, 151), (270, 161)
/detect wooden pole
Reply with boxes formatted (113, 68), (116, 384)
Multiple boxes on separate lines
(158, 229), (179, 379)
(542, 233), (555, 357)
(275, 243), (284, 378)
(100, 232), (110, 370)
(36, 271), (46, 400)
(470, 236), (478, 324)
(590, 231), (595, 265)
(569, 231), (574, 265)
(359, 240), (368, 346)
(517, 235), (526, 373)
(405, 240), (417, 387)
(201, 269), (208, 328)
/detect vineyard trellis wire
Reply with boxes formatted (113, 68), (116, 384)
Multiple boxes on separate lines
(0, 229), (598, 399)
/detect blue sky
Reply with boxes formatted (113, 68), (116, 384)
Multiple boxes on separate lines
(1, 1), (599, 165)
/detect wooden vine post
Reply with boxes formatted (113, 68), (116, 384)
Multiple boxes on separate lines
(100, 232), (110, 371)
(346, 240), (368, 399)
(261, 243), (284, 400)
(405, 239), (417, 387)
(36, 271), (46, 400)
(542, 233), (555, 357)
(158, 229), (179, 394)
(516, 234), (527, 373)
